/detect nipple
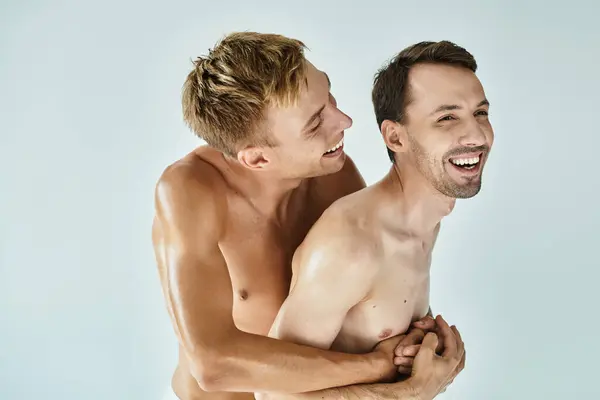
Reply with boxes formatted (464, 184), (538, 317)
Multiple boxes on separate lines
(378, 329), (393, 339)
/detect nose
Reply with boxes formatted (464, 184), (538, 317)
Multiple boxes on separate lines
(458, 118), (487, 147)
(336, 108), (352, 131)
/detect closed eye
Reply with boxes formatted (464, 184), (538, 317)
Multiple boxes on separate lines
(311, 117), (323, 132)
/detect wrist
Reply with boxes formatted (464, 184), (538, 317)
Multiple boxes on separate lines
(406, 374), (433, 400)
(378, 378), (423, 400)
(368, 351), (395, 381)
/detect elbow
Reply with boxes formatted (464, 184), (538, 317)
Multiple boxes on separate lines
(189, 351), (230, 392)
(189, 330), (254, 393)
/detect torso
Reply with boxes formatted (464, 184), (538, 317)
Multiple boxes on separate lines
(155, 147), (354, 400)
(172, 220), (305, 400)
(329, 191), (440, 354)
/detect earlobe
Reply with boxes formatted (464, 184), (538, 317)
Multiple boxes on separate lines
(237, 147), (270, 170)
(381, 120), (406, 154)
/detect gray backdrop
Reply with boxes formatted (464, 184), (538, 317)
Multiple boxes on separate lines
(1, 0), (598, 399)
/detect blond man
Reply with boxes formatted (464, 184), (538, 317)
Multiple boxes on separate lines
(152, 32), (463, 400)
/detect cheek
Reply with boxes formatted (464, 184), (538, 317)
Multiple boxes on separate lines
(486, 127), (495, 146)
(480, 119), (494, 141)
(286, 138), (326, 161)
(420, 138), (449, 163)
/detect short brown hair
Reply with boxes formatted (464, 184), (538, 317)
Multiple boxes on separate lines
(182, 32), (308, 157)
(371, 41), (478, 162)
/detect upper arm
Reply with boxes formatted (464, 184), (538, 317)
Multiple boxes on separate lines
(153, 163), (236, 359)
(268, 214), (375, 350)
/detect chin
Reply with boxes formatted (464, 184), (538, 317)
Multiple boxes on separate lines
(439, 162), (486, 199)
(455, 187), (482, 199)
(448, 181), (482, 199)
(433, 175), (483, 199)
(322, 152), (346, 172)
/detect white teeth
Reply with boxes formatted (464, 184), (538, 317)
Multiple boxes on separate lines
(451, 156), (480, 166)
(325, 138), (344, 153)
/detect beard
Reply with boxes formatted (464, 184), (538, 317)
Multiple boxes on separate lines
(407, 134), (485, 199)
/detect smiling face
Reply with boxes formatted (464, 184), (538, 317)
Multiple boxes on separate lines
(239, 61), (352, 179)
(388, 63), (494, 198)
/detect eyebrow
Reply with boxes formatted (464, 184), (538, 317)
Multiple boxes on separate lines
(302, 72), (331, 132)
(430, 99), (490, 115)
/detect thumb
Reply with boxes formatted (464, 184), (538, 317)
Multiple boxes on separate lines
(412, 332), (439, 379)
(419, 332), (439, 355)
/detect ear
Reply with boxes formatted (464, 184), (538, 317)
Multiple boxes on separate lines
(380, 120), (408, 154)
(237, 146), (271, 170)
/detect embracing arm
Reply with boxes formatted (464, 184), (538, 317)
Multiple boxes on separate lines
(266, 382), (420, 400)
(152, 164), (392, 394)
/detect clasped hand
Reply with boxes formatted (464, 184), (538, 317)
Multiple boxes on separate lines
(394, 315), (466, 395)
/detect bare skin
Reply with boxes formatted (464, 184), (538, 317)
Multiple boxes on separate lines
(281, 179), (441, 356)
(152, 60), (424, 400)
(262, 63), (494, 400)
(153, 147), (385, 400)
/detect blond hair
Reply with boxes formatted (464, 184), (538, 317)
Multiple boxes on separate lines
(182, 32), (308, 157)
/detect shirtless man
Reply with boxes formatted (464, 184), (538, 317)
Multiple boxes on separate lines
(261, 40), (492, 399)
(152, 32), (464, 400)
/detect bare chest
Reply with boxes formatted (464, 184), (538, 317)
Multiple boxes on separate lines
(219, 203), (318, 336)
(333, 238), (434, 353)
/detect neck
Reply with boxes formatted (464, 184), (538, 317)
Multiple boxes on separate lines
(223, 156), (305, 220)
(380, 161), (456, 235)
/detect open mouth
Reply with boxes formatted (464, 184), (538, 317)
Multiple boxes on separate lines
(323, 137), (344, 157)
(448, 152), (484, 175)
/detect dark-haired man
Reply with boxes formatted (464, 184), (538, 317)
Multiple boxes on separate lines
(261, 40), (493, 400)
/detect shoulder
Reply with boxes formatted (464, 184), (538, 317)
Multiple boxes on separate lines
(154, 150), (228, 236)
(294, 197), (379, 281)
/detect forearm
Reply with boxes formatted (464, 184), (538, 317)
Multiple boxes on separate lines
(195, 331), (389, 394)
(256, 379), (420, 400)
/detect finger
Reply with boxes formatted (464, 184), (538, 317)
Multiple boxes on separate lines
(452, 325), (464, 347)
(413, 315), (436, 330)
(403, 344), (421, 357)
(394, 346), (404, 357)
(389, 334), (407, 355)
(396, 334), (408, 342)
(395, 329), (425, 356)
(435, 337), (445, 354)
(451, 325), (465, 358)
(435, 316), (457, 358)
(393, 356), (414, 367)
(460, 350), (466, 370)
(397, 365), (412, 375)
(417, 332), (438, 356)
(405, 328), (425, 345)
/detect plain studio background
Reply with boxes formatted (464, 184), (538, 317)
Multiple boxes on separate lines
(1, 0), (599, 399)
